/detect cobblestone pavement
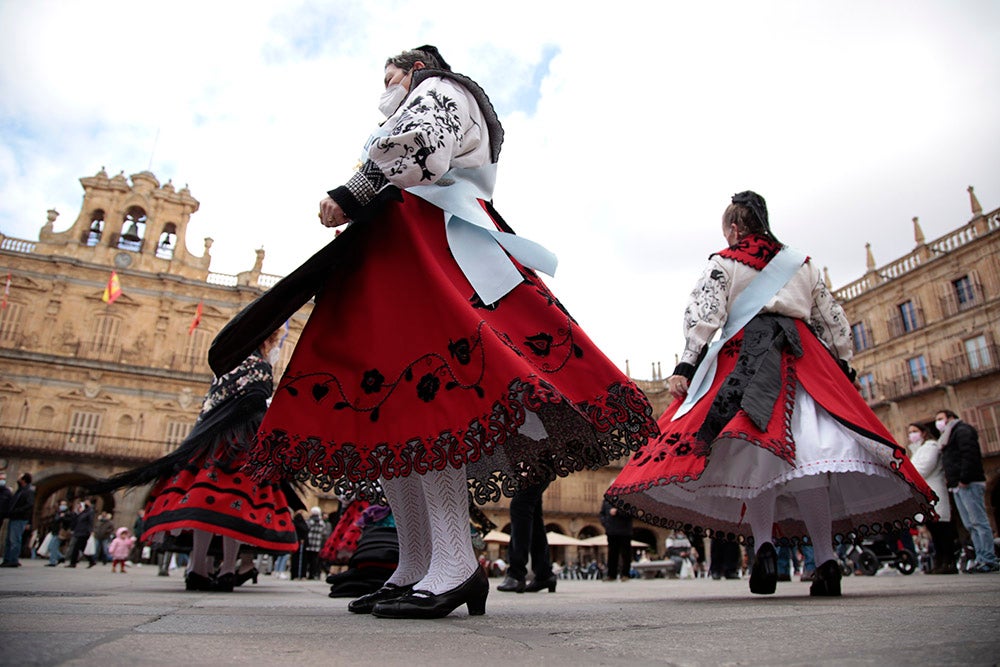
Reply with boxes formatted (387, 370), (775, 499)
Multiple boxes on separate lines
(1, 559), (998, 666)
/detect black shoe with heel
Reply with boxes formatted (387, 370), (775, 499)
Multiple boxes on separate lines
(233, 567), (259, 587)
(185, 572), (214, 591)
(524, 574), (557, 593)
(809, 559), (842, 597)
(372, 569), (489, 619)
(347, 582), (415, 613)
(749, 542), (778, 595)
(496, 575), (525, 593)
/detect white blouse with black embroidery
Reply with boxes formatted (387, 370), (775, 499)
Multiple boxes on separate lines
(679, 255), (854, 368)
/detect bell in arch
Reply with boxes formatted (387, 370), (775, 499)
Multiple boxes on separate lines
(121, 221), (142, 243)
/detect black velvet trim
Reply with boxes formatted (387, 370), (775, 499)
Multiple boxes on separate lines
(673, 363), (696, 380)
(142, 507), (298, 545)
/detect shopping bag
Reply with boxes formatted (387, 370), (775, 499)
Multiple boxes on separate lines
(37, 532), (53, 558)
(141, 545), (152, 560)
(83, 534), (97, 557)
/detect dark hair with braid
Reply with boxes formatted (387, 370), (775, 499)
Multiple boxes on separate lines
(723, 191), (781, 245)
(385, 45), (450, 72)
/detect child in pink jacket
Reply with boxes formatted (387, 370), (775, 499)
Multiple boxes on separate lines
(108, 527), (136, 573)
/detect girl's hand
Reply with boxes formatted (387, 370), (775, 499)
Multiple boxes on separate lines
(667, 374), (689, 398)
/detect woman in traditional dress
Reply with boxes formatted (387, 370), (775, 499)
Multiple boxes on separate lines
(93, 331), (300, 591)
(607, 191), (936, 597)
(248, 45), (658, 618)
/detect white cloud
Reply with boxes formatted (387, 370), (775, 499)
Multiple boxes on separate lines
(2, 0), (998, 377)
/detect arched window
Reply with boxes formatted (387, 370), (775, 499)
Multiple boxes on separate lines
(37, 405), (56, 428)
(84, 210), (105, 246)
(117, 206), (147, 251)
(115, 414), (135, 440)
(156, 222), (178, 259)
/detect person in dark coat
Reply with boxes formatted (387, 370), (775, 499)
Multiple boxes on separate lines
(600, 498), (634, 581)
(67, 499), (96, 568)
(936, 409), (997, 572)
(0, 471), (12, 523)
(497, 481), (556, 594)
(1, 472), (34, 567)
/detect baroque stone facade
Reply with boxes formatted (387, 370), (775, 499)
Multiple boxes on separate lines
(832, 187), (1000, 530)
(0, 169), (311, 529)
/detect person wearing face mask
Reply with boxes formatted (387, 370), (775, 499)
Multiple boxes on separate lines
(907, 421), (957, 574)
(936, 409), (998, 573)
(91, 330), (303, 590)
(607, 191), (937, 598)
(226, 44), (658, 619)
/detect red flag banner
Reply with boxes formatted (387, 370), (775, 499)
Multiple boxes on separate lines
(1, 272), (10, 309)
(188, 301), (203, 335)
(101, 271), (122, 304)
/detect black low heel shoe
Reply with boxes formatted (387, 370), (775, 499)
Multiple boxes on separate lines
(809, 559), (842, 597)
(185, 572), (214, 591)
(233, 567), (258, 587)
(496, 575), (525, 593)
(524, 574), (557, 593)
(347, 583), (415, 613)
(213, 572), (235, 593)
(749, 543), (778, 595)
(371, 569), (489, 619)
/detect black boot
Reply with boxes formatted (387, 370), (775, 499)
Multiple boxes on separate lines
(749, 543), (778, 595)
(496, 575), (525, 593)
(809, 560), (842, 597)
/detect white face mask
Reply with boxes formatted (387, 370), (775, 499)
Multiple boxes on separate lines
(907, 432), (923, 445)
(935, 418), (947, 432)
(378, 83), (408, 117)
(0, 479), (5, 487)
(268, 347), (281, 366)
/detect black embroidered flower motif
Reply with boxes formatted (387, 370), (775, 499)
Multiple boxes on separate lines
(448, 338), (472, 365)
(416, 373), (441, 402)
(231, 500), (243, 511)
(361, 369), (385, 394)
(674, 442), (692, 456)
(524, 333), (554, 357)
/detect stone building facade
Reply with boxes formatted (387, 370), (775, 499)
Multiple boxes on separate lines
(832, 186), (1000, 530)
(0, 169), (310, 535)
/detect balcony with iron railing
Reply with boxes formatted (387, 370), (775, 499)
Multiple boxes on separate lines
(939, 280), (987, 318)
(938, 344), (1000, 384)
(834, 208), (1000, 302)
(0, 426), (174, 464)
(0, 335), (213, 378)
(887, 306), (925, 338)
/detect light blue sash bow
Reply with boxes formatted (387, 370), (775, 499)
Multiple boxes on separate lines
(672, 246), (807, 421)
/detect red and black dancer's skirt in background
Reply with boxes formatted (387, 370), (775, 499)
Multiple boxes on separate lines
(93, 394), (300, 553)
(250, 193), (659, 502)
(607, 315), (936, 544)
(320, 500), (369, 564)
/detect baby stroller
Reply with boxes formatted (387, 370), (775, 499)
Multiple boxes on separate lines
(855, 533), (918, 576)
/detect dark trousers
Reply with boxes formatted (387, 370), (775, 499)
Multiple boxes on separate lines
(606, 535), (632, 579)
(709, 537), (741, 577)
(927, 520), (959, 564)
(303, 550), (321, 580)
(506, 481), (552, 581)
(69, 536), (94, 566)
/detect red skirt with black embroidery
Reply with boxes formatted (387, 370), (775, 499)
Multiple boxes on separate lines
(607, 319), (936, 541)
(249, 193), (659, 503)
(142, 438), (298, 552)
(319, 501), (369, 564)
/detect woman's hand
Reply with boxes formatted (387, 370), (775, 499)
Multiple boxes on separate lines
(667, 374), (689, 398)
(319, 197), (350, 227)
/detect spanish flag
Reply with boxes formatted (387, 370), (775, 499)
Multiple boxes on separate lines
(188, 301), (203, 335)
(102, 271), (122, 304)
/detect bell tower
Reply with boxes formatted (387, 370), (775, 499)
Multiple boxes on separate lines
(36, 167), (212, 279)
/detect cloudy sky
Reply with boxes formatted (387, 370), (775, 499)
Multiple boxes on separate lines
(2, 0), (998, 378)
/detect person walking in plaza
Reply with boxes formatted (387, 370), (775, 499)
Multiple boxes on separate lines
(936, 410), (998, 573)
(607, 191), (937, 597)
(497, 481), (557, 594)
(108, 527), (136, 573)
(600, 498), (634, 582)
(304, 507), (330, 581)
(231, 45), (657, 619)
(93, 511), (115, 565)
(0, 471), (11, 530)
(67, 498), (96, 568)
(91, 333), (301, 591)
(45, 500), (75, 567)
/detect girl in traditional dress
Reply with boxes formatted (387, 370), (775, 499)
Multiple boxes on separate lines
(607, 191), (936, 597)
(247, 46), (658, 618)
(93, 331), (300, 591)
